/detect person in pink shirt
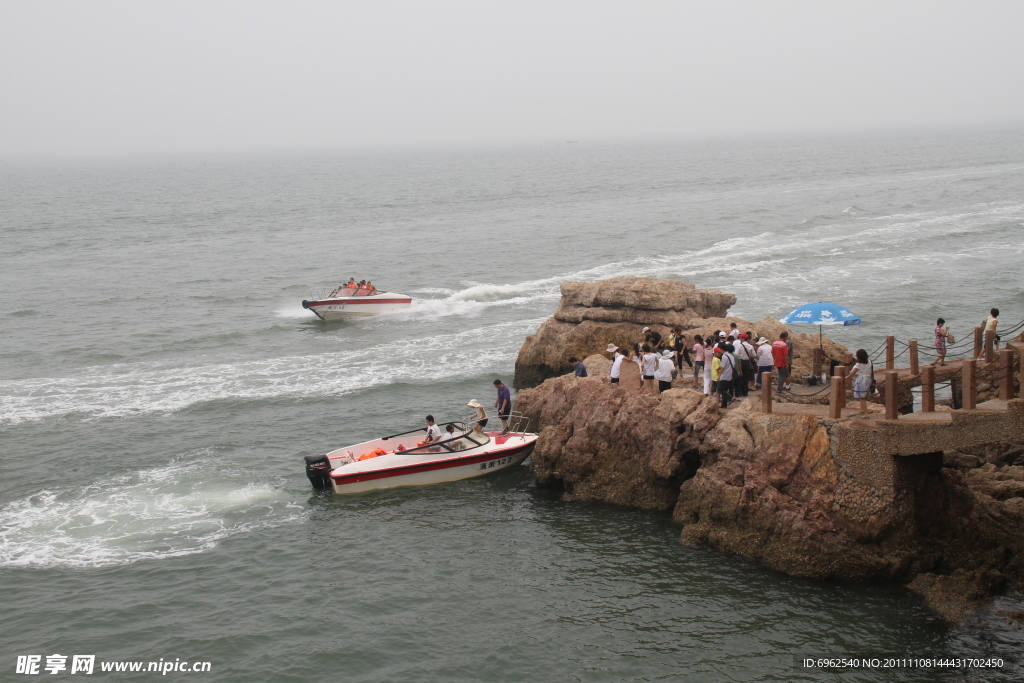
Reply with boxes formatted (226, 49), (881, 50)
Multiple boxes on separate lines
(702, 333), (720, 395)
(692, 335), (705, 390)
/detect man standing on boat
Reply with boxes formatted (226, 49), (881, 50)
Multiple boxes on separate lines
(494, 379), (512, 434)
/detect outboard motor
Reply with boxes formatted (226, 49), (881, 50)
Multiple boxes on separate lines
(304, 454), (333, 490)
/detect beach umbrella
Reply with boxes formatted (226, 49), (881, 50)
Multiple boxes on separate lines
(779, 302), (862, 350)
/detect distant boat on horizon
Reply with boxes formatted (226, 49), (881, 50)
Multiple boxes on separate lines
(566, 140), (578, 143)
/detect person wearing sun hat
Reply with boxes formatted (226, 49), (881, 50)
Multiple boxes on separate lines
(466, 399), (488, 433)
(755, 337), (773, 389)
(607, 344), (625, 384)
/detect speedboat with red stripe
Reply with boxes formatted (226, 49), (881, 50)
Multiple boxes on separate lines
(304, 414), (537, 494)
(302, 285), (412, 320)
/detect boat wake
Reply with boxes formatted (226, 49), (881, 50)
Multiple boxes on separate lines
(0, 458), (303, 568)
(0, 319), (543, 425)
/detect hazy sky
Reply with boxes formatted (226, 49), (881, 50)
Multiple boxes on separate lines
(2, 1), (1023, 158)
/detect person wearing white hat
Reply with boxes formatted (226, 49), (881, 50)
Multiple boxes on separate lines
(466, 399), (488, 433)
(654, 349), (677, 393)
(607, 344), (624, 384)
(755, 337), (774, 389)
(642, 326), (662, 348)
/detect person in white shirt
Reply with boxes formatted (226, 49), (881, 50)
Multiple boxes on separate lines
(641, 344), (659, 393)
(439, 424), (456, 442)
(607, 344), (624, 384)
(728, 323), (740, 340)
(424, 415), (442, 443)
(654, 350), (677, 393)
(755, 337), (774, 389)
(734, 333), (756, 396)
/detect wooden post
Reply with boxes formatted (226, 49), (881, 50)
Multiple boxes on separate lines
(813, 347), (823, 381)
(886, 335), (895, 370)
(836, 366), (847, 411)
(829, 373), (843, 418)
(909, 339), (919, 376)
(884, 370), (899, 420)
(999, 348), (1014, 400)
(973, 326), (984, 359)
(963, 359), (977, 410)
(843, 352), (854, 373)
(762, 372), (772, 414)
(921, 364), (935, 412)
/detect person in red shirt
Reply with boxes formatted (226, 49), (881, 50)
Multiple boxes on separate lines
(771, 332), (790, 393)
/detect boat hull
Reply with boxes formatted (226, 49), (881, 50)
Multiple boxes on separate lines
(302, 291), (412, 320)
(329, 435), (535, 494)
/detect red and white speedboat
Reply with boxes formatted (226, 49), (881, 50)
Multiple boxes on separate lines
(302, 285), (412, 320)
(304, 416), (537, 494)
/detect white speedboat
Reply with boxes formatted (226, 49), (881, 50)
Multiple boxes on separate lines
(302, 285), (412, 320)
(304, 415), (537, 494)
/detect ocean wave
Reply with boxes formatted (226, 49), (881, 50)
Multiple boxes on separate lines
(307, 200), (1020, 327)
(0, 319), (543, 424)
(0, 460), (303, 568)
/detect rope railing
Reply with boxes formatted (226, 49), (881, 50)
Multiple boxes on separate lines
(850, 317), (1023, 366)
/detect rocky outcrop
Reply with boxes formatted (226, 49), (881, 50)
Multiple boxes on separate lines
(517, 375), (720, 509)
(514, 277), (849, 389)
(555, 277), (736, 326)
(515, 371), (1024, 621)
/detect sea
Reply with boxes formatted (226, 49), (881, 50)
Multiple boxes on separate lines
(1, 130), (1023, 682)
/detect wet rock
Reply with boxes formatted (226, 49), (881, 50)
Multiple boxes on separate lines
(908, 570), (1008, 622)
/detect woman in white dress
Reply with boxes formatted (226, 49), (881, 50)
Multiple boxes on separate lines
(846, 348), (874, 417)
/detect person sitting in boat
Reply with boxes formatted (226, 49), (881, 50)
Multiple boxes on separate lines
(467, 399), (488, 433)
(366, 281), (376, 292)
(424, 415), (442, 443)
(439, 424), (456, 442)
(345, 278), (356, 289)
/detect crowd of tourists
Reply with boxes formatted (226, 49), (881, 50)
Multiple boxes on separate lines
(577, 307), (1009, 412)
(595, 326), (795, 409)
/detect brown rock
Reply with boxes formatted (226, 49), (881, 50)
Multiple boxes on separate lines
(513, 277), (848, 389)
(515, 377), (721, 510)
(943, 452), (983, 469)
(510, 276), (1024, 621)
(555, 277), (736, 326)
(908, 570), (1008, 622)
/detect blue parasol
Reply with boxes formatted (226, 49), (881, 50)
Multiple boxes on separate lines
(779, 302), (861, 350)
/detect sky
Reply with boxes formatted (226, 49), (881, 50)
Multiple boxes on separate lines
(2, 0), (1023, 158)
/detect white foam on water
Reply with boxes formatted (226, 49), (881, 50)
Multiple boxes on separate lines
(5, 200), (1017, 425)
(0, 318), (544, 424)
(274, 302), (315, 319)
(0, 461), (303, 568)
(295, 200), (1021, 328)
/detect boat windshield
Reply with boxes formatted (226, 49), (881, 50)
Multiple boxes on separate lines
(402, 429), (488, 455)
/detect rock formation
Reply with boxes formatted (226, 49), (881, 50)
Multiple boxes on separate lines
(514, 277), (849, 389)
(515, 372), (1024, 622)
(512, 275), (1024, 620)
